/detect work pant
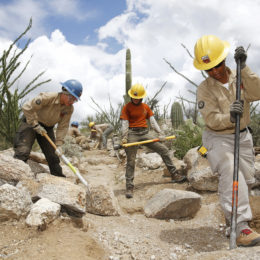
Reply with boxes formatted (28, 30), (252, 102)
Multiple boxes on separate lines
(13, 119), (63, 176)
(102, 124), (114, 149)
(125, 128), (176, 189)
(203, 129), (255, 236)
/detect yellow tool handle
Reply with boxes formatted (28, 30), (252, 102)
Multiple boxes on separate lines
(43, 133), (57, 150)
(122, 135), (176, 148)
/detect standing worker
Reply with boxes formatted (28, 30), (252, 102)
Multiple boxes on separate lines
(120, 83), (185, 199)
(89, 121), (114, 150)
(13, 79), (83, 177)
(194, 35), (260, 247)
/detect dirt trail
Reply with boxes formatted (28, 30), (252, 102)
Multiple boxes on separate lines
(1, 149), (260, 260)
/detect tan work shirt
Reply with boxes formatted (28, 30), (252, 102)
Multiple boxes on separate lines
(22, 92), (73, 144)
(93, 123), (110, 135)
(67, 126), (81, 138)
(197, 66), (260, 134)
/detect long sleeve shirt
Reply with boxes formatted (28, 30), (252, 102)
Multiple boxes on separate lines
(22, 92), (73, 145)
(197, 66), (260, 134)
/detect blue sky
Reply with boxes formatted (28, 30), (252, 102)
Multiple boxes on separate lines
(41, 0), (127, 49)
(0, 0), (260, 122)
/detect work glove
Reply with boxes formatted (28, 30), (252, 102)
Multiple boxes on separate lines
(234, 46), (247, 69)
(230, 100), (244, 123)
(158, 133), (166, 142)
(33, 124), (47, 136)
(121, 137), (128, 145)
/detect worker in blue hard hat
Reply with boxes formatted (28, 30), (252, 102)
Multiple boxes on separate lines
(67, 121), (90, 150)
(13, 79), (83, 177)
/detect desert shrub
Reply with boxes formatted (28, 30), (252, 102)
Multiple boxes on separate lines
(172, 119), (202, 159)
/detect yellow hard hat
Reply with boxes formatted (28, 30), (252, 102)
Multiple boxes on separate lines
(89, 122), (95, 128)
(128, 84), (147, 99)
(193, 35), (230, 71)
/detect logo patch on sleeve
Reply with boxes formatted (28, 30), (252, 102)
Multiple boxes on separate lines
(35, 99), (41, 105)
(198, 100), (205, 109)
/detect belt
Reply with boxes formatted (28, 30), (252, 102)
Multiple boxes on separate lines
(129, 127), (147, 131)
(232, 128), (247, 134)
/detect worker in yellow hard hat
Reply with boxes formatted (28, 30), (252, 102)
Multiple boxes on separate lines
(120, 83), (186, 199)
(88, 121), (114, 150)
(194, 35), (260, 247)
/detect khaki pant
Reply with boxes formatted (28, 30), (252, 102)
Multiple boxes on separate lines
(102, 124), (114, 149)
(203, 129), (255, 236)
(13, 119), (63, 176)
(125, 128), (176, 189)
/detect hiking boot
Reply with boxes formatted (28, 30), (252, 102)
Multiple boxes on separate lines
(171, 170), (186, 183)
(236, 228), (260, 247)
(125, 188), (133, 199)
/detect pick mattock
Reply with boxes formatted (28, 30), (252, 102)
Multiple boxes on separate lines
(113, 135), (176, 150)
(229, 59), (242, 249)
(43, 133), (91, 195)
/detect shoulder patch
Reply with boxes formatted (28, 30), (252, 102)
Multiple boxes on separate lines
(198, 100), (205, 109)
(35, 99), (41, 105)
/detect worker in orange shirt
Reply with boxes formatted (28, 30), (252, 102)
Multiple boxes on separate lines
(120, 84), (186, 198)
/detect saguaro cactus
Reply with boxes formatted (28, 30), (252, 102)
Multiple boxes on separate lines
(171, 102), (184, 129)
(124, 48), (132, 104)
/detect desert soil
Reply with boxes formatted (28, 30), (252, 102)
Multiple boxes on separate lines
(1, 149), (260, 260)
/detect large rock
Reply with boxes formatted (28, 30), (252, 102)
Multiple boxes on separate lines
(0, 184), (32, 221)
(188, 167), (219, 191)
(86, 184), (120, 216)
(136, 153), (163, 169)
(144, 188), (201, 219)
(26, 198), (61, 228)
(36, 174), (86, 214)
(0, 153), (34, 183)
(184, 147), (219, 191)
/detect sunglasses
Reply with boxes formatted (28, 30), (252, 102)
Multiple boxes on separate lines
(205, 60), (224, 72)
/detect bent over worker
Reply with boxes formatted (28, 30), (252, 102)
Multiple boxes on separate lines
(194, 35), (260, 247)
(13, 79), (83, 177)
(89, 121), (114, 149)
(120, 83), (185, 199)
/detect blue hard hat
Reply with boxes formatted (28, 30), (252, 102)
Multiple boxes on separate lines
(71, 121), (79, 127)
(60, 79), (83, 100)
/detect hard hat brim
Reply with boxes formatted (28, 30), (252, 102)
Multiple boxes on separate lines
(193, 41), (230, 71)
(128, 89), (147, 99)
(60, 82), (81, 100)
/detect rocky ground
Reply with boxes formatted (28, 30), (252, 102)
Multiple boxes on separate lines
(1, 148), (260, 260)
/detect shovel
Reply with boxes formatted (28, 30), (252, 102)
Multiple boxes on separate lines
(114, 135), (176, 150)
(43, 133), (91, 195)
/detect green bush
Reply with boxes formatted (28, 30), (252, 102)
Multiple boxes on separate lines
(172, 119), (202, 159)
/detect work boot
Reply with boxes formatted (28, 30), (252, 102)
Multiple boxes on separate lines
(236, 228), (260, 247)
(171, 169), (186, 183)
(125, 187), (133, 199)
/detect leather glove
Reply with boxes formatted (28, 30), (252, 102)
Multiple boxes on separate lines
(158, 133), (166, 142)
(33, 124), (47, 136)
(230, 100), (244, 123)
(234, 46), (247, 69)
(121, 137), (128, 145)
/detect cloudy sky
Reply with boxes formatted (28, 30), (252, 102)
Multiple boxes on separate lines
(0, 0), (260, 122)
